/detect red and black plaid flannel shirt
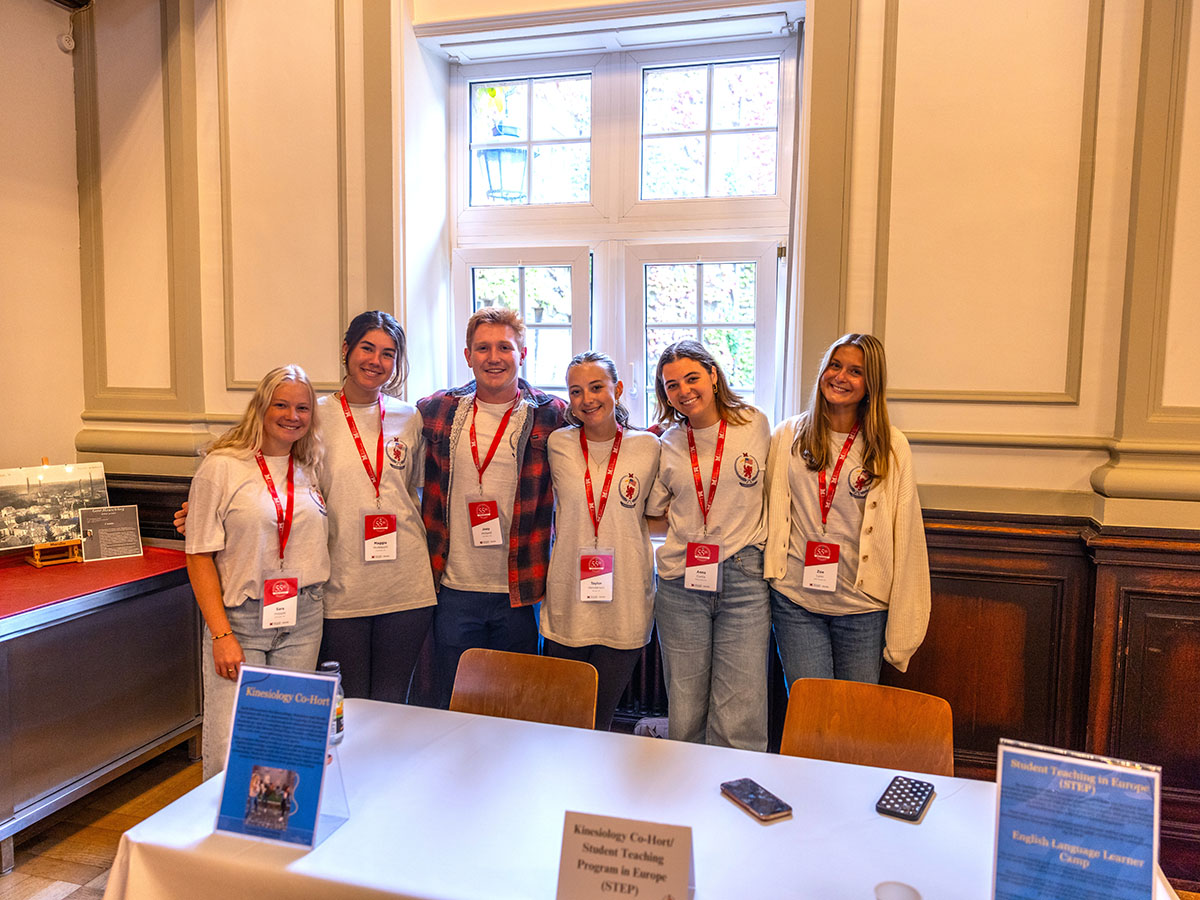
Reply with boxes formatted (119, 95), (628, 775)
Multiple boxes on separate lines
(417, 380), (566, 608)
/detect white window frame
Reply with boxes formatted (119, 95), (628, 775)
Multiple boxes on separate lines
(451, 245), (592, 392)
(622, 241), (783, 426)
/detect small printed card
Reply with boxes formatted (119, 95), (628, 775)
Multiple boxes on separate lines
(468, 498), (503, 547)
(79, 505), (143, 561)
(363, 512), (398, 561)
(579, 549), (615, 602)
(216, 665), (341, 847)
(801, 540), (840, 592)
(557, 811), (694, 900)
(684, 541), (721, 591)
(261, 571), (299, 628)
(993, 739), (1160, 900)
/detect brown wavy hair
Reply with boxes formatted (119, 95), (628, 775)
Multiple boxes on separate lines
(342, 310), (408, 397)
(792, 333), (891, 481)
(653, 340), (754, 428)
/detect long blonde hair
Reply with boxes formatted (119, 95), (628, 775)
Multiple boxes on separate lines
(208, 365), (323, 477)
(653, 340), (754, 428)
(793, 334), (891, 481)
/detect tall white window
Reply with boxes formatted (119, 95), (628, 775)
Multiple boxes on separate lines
(450, 38), (798, 415)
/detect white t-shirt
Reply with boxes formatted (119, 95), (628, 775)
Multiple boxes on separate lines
(646, 409), (770, 580)
(541, 427), (660, 649)
(186, 451), (330, 607)
(316, 394), (436, 618)
(772, 430), (886, 614)
(442, 397), (523, 593)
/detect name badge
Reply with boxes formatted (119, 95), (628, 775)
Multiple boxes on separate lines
(364, 512), (398, 561)
(468, 498), (503, 547)
(261, 569), (299, 628)
(684, 541), (722, 591)
(578, 549), (615, 603)
(802, 540), (840, 591)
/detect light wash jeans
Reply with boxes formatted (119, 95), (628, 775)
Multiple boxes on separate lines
(770, 587), (887, 688)
(201, 587), (324, 781)
(654, 546), (770, 751)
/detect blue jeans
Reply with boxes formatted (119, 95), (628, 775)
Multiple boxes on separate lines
(654, 546), (770, 751)
(201, 587), (325, 781)
(432, 587), (538, 709)
(770, 587), (887, 688)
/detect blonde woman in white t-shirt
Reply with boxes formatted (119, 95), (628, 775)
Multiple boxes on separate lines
(763, 333), (930, 689)
(645, 340), (771, 751)
(541, 351), (660, 730)
(185, 365), (330, 778)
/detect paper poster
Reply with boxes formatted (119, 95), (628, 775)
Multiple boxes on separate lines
(80, 505), (142, 561)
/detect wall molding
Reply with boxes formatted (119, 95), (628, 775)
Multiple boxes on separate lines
(216, 0), (348, 393)
(872, 0), (1103, 405)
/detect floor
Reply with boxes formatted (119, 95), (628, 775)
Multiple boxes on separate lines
(1, 744), (1196, 900)
(0, 745), (201, 900)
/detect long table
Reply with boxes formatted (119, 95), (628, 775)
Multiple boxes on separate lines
(103, 699), (1178, 900)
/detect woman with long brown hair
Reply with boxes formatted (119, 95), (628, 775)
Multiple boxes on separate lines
(764, 333), (930, 687)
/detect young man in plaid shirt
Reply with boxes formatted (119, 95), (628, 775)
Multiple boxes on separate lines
(418, 307), (567, 708)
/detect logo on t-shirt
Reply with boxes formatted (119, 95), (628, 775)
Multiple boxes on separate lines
(386, 437), (408, 470)
(618, 473), (641, 507)
(309, 486), (328, 516)
(734, 452), (761, 487)
(848, 465), (874, 498)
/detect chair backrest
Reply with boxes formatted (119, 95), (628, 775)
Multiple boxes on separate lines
(780, 678), (955, 777)
(449, 648), (598, 729)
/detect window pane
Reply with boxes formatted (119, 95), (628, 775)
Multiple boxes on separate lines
(646, 264), (697, 324)
(646, 326), (698, 391)
(526, 326), (571, 387)
(642, 66), (708, 134)
(703, 326), (755, 391)
(709, 132), (777, 197)
(525, 266), (572, 324)
(642, 135), (705, 200)
(701, 263), (756, 323)
(711, 61), (778, 130)
(471, 81), (528, 143)
(532, 76), (591, 140)
(472, 267), (520, 309)
(531, 144), (590, 204)
(472, 147), (528, 205)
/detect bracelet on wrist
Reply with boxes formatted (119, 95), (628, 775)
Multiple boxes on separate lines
(212, 630), (234, 642)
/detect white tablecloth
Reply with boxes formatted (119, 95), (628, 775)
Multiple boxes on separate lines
(103, 699), (1177, 900)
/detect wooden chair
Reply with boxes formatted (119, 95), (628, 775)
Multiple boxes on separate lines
(448, 648), (599, 729)
(780, 678), (955, 777)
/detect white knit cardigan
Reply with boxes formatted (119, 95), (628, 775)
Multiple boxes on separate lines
(764, 417), (931, 673)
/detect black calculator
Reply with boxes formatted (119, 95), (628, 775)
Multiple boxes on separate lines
(876, 775), (935, 821)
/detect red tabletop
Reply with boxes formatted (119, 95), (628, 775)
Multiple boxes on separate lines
(0, 546), (187, 620)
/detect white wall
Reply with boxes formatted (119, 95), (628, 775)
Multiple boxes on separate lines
(0, 0), (84, 467)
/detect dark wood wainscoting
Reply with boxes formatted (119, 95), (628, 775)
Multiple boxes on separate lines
(882, 516), (1093, 780)
(106, 474), (191, 542)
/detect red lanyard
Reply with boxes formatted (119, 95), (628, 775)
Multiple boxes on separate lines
(254, 451), (295, 561)
(338, 391), (385, 502)
(469, 397), (519, 489)
(686, 420), (727, 533)
(580, 427), (623, 542)
(817, 423), (860, 530)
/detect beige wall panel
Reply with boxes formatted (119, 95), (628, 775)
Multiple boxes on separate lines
(413, 0), (655, 26)
(882, 1), (1088, 395)
(95, 0), (173, 389)
(224, 0), (341, 386)
(0, 0), (85, 465)
(1161, 3), (1200, 410)
(912, 445), (1110, 494)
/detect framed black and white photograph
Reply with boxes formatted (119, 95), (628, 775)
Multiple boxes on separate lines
(0, 462), (110, 550)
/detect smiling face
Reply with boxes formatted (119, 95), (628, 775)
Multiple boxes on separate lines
(261, 380), (314, 455)
(465, 322), (526, 403)
(819, 344), (867, 422)
(661, 357), (719, 428)
(568, 362), (623, 439)
(342, 328), (399, 402)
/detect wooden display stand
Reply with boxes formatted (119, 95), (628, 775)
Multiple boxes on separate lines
(25, 539), (83, 568)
